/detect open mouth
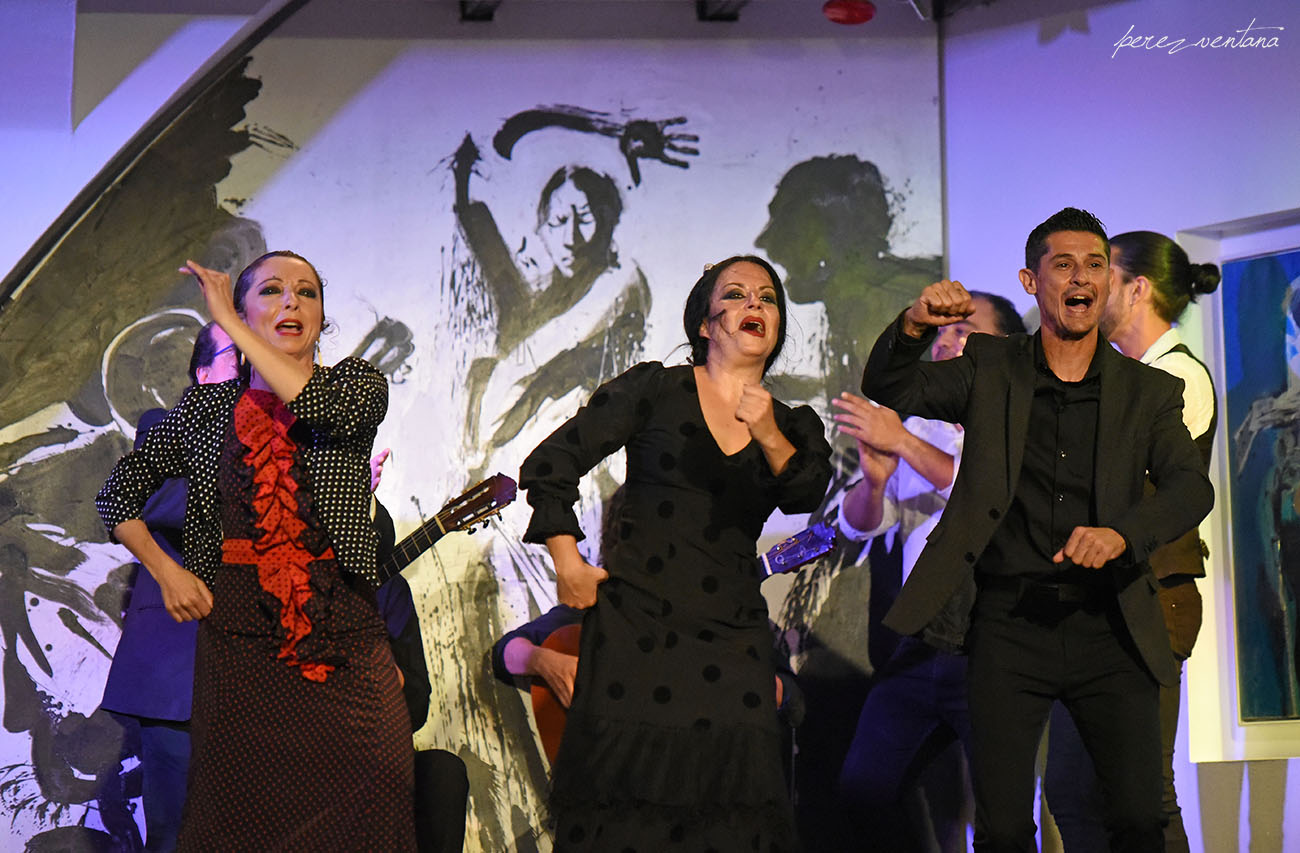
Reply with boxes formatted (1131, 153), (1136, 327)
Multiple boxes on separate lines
(1064, 292), (1094, 312)
(739, 316), (765, 336)
(276, 320), (303, 334)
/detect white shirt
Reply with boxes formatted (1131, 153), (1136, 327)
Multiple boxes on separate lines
(838, 417), (963, 584)
(1138, 327), (1214, 439)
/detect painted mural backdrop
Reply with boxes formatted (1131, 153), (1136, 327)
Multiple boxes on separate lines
(0, 30), (940, 850)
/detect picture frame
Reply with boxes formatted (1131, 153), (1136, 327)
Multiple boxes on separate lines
(1181, 209), (1300, 761)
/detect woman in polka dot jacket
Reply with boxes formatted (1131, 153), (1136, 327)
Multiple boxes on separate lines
(521, 255), (833, 852)
(97, 252), (415, 852)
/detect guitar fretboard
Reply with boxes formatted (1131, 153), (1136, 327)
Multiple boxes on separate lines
(379, 513), (449, 583)
(374, 473), (516, 584)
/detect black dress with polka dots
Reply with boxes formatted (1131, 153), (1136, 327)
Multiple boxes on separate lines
(521, 362), (832, 853)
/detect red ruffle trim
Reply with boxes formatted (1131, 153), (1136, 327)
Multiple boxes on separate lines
(222, 390), (335, 682)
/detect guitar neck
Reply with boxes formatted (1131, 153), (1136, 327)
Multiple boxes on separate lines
(378, 512), (450, 584)
(373, 473), (517, 586)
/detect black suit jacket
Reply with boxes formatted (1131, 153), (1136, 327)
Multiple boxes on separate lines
(861, 314), (1214, 686)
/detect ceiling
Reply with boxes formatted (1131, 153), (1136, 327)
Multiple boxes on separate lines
(75, 0), (944, 41)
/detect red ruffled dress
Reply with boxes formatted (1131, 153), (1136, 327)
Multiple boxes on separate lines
(178, 389), (414, 851)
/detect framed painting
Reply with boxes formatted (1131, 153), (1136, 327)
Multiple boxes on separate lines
(1222, 245), (1300, 720)
(1182, 211), (1300, 761)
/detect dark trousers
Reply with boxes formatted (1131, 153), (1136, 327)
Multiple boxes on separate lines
(838, 636), (972, 852)
(967, 584), (1163, 853)
(139, 719), (191, 853)
(414, 748), (470, 853)
(1044, 672), (1187, 853)
(1043, 576), (1202, 853)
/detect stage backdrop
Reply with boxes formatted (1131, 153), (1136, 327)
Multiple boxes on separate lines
(0, 22), (941, 851)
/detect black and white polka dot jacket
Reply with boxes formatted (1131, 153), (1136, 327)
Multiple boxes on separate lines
(96, 357), (389, 589)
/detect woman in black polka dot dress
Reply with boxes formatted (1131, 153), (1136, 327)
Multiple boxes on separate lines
(520, 256), (833, 852)
(97, 252), (414, 851)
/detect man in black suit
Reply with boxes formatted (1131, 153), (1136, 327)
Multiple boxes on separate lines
(861, 207), (1213, 852)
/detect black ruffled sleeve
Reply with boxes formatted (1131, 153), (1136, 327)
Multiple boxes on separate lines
(519, 361), (661, 544)
(770, 403), (833, 515)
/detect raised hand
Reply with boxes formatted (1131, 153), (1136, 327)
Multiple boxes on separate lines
(832, 393), (907, 453)
(832, 393), (907, 487)
(736, 383), (801, 477)
(903, 279), (975, 338)
(179, 259), (239, 328)
(736, 383), (779, 444)
(618, 117), (700, 185)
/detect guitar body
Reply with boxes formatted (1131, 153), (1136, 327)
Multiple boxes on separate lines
(530, 624), (583, 765)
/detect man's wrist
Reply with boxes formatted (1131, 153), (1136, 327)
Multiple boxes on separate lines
(900, 311), (928, 340)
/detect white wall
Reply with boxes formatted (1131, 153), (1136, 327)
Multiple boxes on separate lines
(943, 1), (1300, 850)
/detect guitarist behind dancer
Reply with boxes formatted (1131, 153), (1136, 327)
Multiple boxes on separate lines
(834, 292), (1024, 852)
(491, 486), (623, 712)
(491, 489), (810, 765)
(371, 496), (470, 853)
(368, 468), (514, 853)
(491, 609), (807, 759)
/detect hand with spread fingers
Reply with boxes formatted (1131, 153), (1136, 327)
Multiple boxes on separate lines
(832, 393), (903, 487)
(618, 116), (700, 185)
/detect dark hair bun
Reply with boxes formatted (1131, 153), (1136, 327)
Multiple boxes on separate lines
(1190, 263), (1221, 296)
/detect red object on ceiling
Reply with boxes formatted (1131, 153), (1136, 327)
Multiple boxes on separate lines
(823, 0), (876, 25)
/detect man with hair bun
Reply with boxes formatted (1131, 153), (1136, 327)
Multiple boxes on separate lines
(1048, 231), (1221, 853)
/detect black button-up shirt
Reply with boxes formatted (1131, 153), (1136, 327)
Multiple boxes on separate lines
(978, 334), (1103, 580)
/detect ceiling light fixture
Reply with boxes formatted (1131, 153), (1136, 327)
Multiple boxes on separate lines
(822, 0), (876, 25)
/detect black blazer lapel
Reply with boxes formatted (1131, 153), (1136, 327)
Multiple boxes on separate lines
(1093, 341), (1130, 516)
(1004, 336), (1035, 497)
